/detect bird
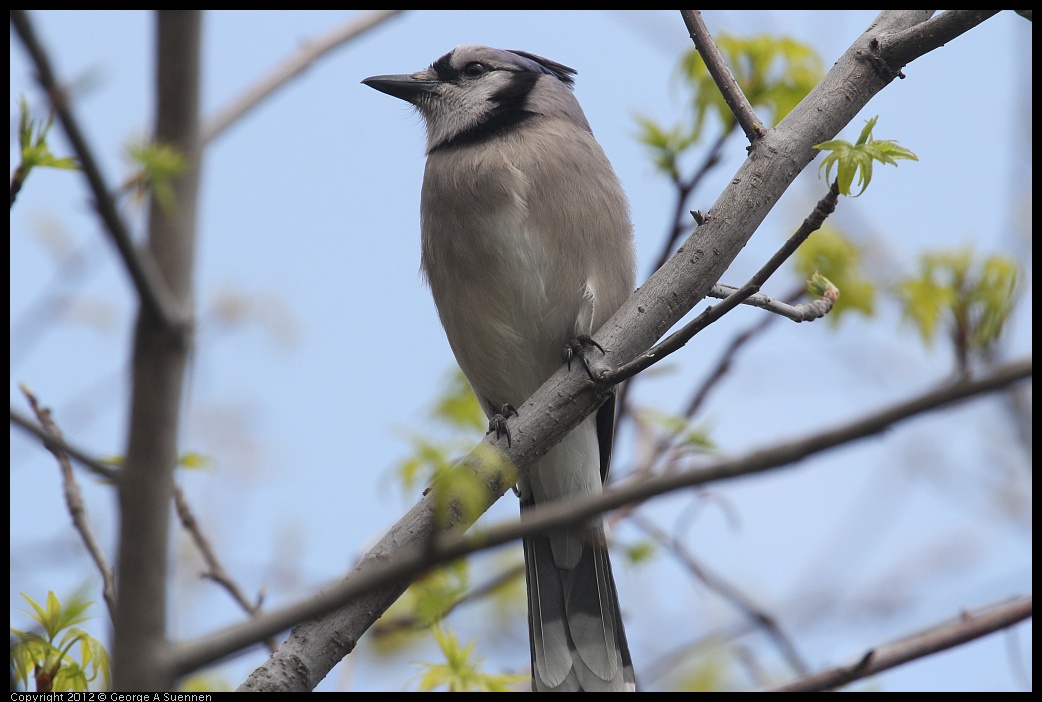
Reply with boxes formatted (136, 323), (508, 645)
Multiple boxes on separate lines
(363, 45), (636, 692)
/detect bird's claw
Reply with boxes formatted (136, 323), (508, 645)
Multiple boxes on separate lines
(563, 334), (606, 380)
(486, 403), (518, 447)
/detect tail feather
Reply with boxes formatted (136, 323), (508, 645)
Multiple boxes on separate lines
(524, 529), (635, 692)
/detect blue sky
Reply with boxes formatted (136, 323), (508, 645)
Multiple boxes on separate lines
(11, 11), (1032, 692)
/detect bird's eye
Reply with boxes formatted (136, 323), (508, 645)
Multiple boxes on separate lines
(462, 61), (488, 78)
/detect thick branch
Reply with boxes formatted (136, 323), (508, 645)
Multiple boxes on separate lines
(113, 11), (202, 692)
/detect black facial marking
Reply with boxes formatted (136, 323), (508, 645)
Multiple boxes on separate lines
(430, 70), (542, 153)
(430, 52), (458, 82)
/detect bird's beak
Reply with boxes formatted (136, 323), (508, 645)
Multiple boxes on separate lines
(362, 74), (440, 103)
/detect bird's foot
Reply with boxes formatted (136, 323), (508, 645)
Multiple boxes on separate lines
(486, 403), (518, 447)
(563, 334), (606, 380)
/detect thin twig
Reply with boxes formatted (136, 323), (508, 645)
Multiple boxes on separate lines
(680, 10), (765, 143)
(12, 404), (274, 650)
(607, 184), (840, 385)
(173, 486), (278, 654)
(649, 128), (733, 277)
(706, 282), (837, 322)
(21, 388), (117, 621)
(203, 10), (405, 143)
(768, 595), (1032, 691)
(617, 127), (731, 431)
(10, 408), (119, 480)
(10, 10), (184, 330)
(684, 286), (800, 423)
(631, 513), (810, 676)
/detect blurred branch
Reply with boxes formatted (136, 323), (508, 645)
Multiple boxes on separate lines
(617, 127), (730, 429)
(10, 407), (119, 480)
(181, 357), (1031, 681)
(12, 403), (273, 651)
(113, 10), (202, 691)
(203, 10), (405, 143)
(372, 562), (525, 637)
(769, 595), (1032, 691)
(10, 10), (185, 330)
(631, 513), (810, 676)
(21, 387), (117, 621)
(680, 10), (764, 142)
(648, 128), (732, 277)
(173, 486), (278, 654)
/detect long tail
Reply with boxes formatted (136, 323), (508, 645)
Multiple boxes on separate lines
(523, 524), (635, 691)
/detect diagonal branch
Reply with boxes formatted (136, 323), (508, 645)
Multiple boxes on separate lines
(607, 184), (839, 384)
(631, 513), (810, 676)
(10, 10), (185, 330)
(680, 10), (765, 143)
(768, 595), (1032, 691)
(10, 408), (120, 480)
(203, 10), (405, 143)
(21, 388), (117, 621)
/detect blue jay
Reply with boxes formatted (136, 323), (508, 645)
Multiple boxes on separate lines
(364, 45), (636, 692)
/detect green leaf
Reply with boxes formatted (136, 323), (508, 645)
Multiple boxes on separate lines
(638, 34), (822, 180)
(430, 370), (486, 432)
(893, 247), (1019, 353)
(11, 593), (107, 692)
(680, 34), (824, 136)
(178, 451), (214, 470)
(416, 626), (527, 692)
(624, 540), (658, 564)
(125, 138), (187, 214)
(428, 443), (516, 528)
(15, 95), (81, 174)
(814, 116), (917, 196)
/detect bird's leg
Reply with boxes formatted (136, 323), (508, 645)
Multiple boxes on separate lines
(486, 403), (518, 447)
(563, 334), (606, 380)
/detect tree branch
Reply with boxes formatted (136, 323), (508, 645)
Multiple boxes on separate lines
(10, 10), (185, 330)
(203, 10), (404, 143)
(113, 10), (202, 691)
(769, 595), (1032, 691)
(607, 184), (839, 384)
(173, 486), (278, 654)
(187, 357), (1030, 685)
(631, 513), (810, 676)
(10, 408), (119, 480)
(680, 10), (765, 143)
(21, 388), (117, 622)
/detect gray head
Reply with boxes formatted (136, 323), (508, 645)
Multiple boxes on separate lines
(362, 45), (592, 153)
